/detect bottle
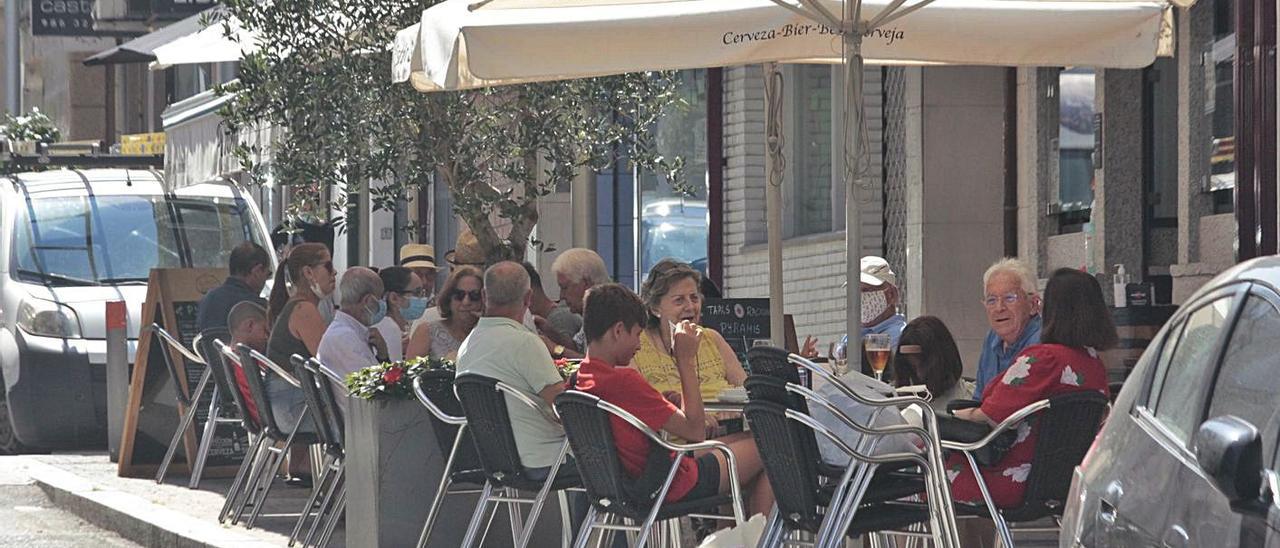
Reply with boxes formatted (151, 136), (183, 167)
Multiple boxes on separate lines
(1113, 264), (1127, 308)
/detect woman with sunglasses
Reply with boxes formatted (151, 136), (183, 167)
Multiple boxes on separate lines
(374, 266), (429, 362)
(406, 265), (483, 361)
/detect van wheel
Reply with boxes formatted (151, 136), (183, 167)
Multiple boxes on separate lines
(0, 376), (30, 455)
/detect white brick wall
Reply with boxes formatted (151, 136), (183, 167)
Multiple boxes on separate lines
(721, 64), (886, 345)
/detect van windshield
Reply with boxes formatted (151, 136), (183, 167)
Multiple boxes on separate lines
(11, 194), (265, 286)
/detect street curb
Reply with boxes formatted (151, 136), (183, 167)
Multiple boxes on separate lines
(20, 457), (281, 548)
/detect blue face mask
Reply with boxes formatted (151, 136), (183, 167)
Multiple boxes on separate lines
(366, 298), (388, 326)
(400, 296), (429, 321)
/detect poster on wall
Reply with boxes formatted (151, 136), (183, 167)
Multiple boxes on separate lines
(31, 0), (97, 36)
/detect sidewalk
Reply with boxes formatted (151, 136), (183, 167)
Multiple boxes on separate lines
(2, 452), (343, 548)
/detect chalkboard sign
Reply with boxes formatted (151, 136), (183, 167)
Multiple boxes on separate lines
(118, 268), (246, 479)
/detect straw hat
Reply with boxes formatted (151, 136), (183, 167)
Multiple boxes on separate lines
(443, 228), (486, 266)
(399, 243), (437, 270)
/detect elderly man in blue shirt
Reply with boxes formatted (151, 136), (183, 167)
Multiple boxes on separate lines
(973, 258), (1043, 400)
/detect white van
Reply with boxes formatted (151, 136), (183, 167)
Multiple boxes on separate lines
(0, 169), (273, 453)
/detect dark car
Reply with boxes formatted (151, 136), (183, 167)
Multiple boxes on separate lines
(1060, 256), (1280, 547)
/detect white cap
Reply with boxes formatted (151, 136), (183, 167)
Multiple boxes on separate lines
(842, 256), (896, 288)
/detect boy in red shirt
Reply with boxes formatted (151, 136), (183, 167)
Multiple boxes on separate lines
(573, 284), (774, 516)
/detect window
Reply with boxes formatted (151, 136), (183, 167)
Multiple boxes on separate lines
(1150, 296), (1234, 442)
(1057, 68), (1096, 224)
(791, 64), (834, 237)
(1207, 0), (1236, 210)
(1206, 294), (1280, 436)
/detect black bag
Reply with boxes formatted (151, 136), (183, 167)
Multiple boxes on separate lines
(937, 414), (1019, 467)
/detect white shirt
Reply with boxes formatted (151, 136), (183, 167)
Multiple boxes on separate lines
(318, 311), (378, 379)
(373, 316), (405, 362)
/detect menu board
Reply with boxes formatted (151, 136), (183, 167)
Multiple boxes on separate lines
(117, 268), (245, 479)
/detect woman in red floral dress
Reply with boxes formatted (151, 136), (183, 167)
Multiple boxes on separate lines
(949, 268), (1118, 509)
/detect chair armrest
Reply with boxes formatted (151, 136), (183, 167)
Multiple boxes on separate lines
(940, 399), (1050, 452)
(151, 323), (206, 364)
(413, 375), (466, 425)
(243, 346), (300, 388)
(784, 407), (930, 469)
(946, 399), (981, 414)
(786, 382), (932, 442)
(788, 354), (933, 410)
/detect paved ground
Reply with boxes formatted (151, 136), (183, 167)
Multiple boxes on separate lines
(0, 464), (140, 547)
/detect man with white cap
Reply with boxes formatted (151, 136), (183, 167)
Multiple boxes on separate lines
(831, 256), (908, 362)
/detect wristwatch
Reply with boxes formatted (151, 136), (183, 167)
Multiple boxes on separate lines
(552, 344), (566, 358)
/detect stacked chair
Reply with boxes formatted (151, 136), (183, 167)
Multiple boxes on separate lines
(743, 345), (960, 547)
(411, 370), (488, 548)
(289, 355), (347, 548)
(229, 343), (318, 529)
(212, 339), (267, 524)
(191, 327), (245, 489)
(553, 390), (747, 548)
(151, 324), (244, 488)
(452, 374), (581, 548)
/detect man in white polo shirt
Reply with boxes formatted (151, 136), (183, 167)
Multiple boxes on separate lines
(454, 261), (568, 477)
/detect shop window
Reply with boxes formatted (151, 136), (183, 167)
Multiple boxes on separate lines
(1056, 68), (1096, 233)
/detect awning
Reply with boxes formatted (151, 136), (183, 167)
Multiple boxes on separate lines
(83, 10), (211, 66)
(395, 0), (1174, 92)
(150, 14), (259, 70)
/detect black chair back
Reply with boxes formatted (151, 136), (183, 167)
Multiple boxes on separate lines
(195, 328), (239, 411)
(453, 374), (533, 486)
(416, 370), (481, 471)
(555, 390), (674, 520)
(1013, 390), (1109, 519)
(213, 341), (262, 437)
(310, 360), (346, 448)
(292, 356), (341, 453)
(152, 323), (198, 407)
(746, 345), (801, 384)
(744, 374), (808, 413)
(744, 400), (826, 533)
(235, 343), (286, 440)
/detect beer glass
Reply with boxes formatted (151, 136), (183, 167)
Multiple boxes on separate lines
(863, 333), (892, 382)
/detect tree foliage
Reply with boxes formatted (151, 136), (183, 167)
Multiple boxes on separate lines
(214, 0), (684, 263)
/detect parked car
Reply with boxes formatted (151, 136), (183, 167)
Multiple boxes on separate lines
(639, 198), (707, 278)
(0, 169), (274, 453)
(1060, 255), (1280, 547)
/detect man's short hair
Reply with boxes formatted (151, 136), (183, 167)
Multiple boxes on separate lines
(551, 248), (610, 286)
(484, 261), (530, 308)
(227, 301), (266, 333)
(229, 242), (270, 277)
(982, 258), (1038, 295)
(337, 267), (384, 308)
(583, 284), (647, 342)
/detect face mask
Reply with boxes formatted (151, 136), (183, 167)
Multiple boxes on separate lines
(318, 294), (337, 324)
(366, 298), (388, 326)
(861, 290), (890, 325)
(401, 296), (428, 321)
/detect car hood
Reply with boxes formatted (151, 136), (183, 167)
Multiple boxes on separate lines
(23, 284), (151, 340)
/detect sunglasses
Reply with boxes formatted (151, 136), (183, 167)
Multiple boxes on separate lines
(451, 289), (482, 302)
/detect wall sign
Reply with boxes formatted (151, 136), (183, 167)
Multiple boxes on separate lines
(32, 0), (96, 36)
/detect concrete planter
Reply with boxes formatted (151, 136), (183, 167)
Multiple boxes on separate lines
(344, 396), (570, 547)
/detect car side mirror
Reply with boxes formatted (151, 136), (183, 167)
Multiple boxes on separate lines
(1194, 416), (1267, 514)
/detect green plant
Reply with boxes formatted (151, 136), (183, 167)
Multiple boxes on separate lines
(345, 355), (454, 400)
(214, 0), (683, 262)
(1, 108), (61, 143)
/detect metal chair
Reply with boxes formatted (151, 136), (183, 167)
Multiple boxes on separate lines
(453, 374), (580, 548)
(189, 327), (248, 489)
(213, 339), (267, 524)
(412, 370), (489, 548)
(152, 324), (228, 486)
(232, 343), (316, 529)
(289, 355), (347, 548)
(943, 391), (1109, 547)
(553, 390), (746, 548)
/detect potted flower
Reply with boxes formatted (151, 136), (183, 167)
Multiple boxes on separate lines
(2, 108), (61, 154)
(342, 355), (457, 547)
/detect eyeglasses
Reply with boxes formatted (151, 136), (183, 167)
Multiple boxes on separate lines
(983, 292), (1027, 308)
(451, 289), (482, 302)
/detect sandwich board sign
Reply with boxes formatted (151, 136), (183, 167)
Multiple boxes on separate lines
(117, 267), (247, 479)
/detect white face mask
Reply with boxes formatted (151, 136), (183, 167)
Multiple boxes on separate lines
(861, 290), (890, 325)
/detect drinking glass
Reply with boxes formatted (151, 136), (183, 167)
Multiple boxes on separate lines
(863, 333), (892, 382)
(831, 339), (849, 376)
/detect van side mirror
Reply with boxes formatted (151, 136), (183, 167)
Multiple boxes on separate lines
(1194, 416), (1266, 514)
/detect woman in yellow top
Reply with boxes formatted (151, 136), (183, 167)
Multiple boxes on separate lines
(632, 259), (748, 403)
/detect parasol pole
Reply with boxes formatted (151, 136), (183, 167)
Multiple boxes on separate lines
(764, 61), (787, 348)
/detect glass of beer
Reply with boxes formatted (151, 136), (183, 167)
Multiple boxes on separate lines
(864, 333), (892, 382)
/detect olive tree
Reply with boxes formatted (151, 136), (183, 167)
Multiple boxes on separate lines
(214, 0), (683, 263)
